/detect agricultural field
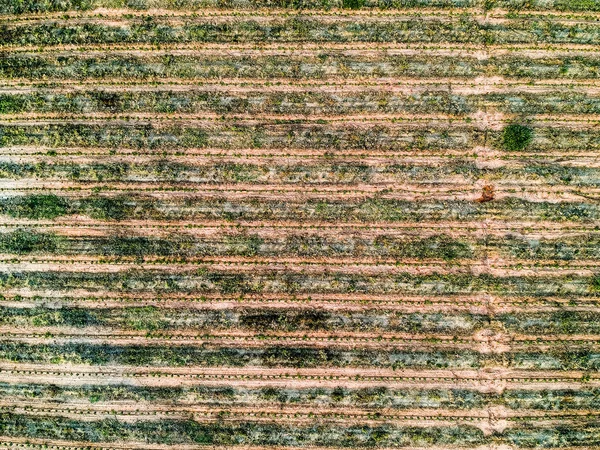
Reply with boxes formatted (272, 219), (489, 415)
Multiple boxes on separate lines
(1, 0), (600, 449)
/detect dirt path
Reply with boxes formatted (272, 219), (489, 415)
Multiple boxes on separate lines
(1, 362), (598, 392)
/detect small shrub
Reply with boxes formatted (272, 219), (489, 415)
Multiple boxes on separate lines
(502, 124), (533, 151)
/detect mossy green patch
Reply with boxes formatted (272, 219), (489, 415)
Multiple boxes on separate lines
(502, 124), (533, 151)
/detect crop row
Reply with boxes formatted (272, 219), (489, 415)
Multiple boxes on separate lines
(4, 341), (600, 370)
(3, 90), (600, 116)
(6, 382), (600, 412)
(1, 304), (489, 333)
(0, 123), (591, 152)
(2, 123), (492, 151)
(0, 413), (485, 447)
(4, 304), (600, 335)
(0, 159), (597, 187)
(6, 411), (600, 448)
(0, 341), (552, 370)
(3, 292), (597, 309)
(0, 269), (598, 296)
(2, 0), (597, 14)
(0, 220), (591, 232)
(1, 194), (598, 222)
(3, 16), (600, 47)
(0, 230), (476, 259)
(2, 53), (600, 81)
(2, 229), (600, 261)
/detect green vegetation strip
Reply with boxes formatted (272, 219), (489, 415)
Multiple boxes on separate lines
(2, 0), (599, 13)
(2, 53), (600, 81)
(3, 229), (600, 260)
(4, 340), (600, 370)
(6, 382), (600, 411)
(0, 414), (488, 447)
(2, 411), (600, 447)
(0, 159), (599, 188)
(1, 18), (600, 47)
(4, 304), (600, 336)
(1, 122), (594, 153)
(1, 194), (599, 223)
(0, 269), (598, 296)
(3, 90), (600, 116)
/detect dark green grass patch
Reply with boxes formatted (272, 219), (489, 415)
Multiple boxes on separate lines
(502, 124), (533, 151)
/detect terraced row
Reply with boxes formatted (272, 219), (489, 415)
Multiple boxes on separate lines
(2, 0), (599, 14)
(4, 51), (600, 81)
